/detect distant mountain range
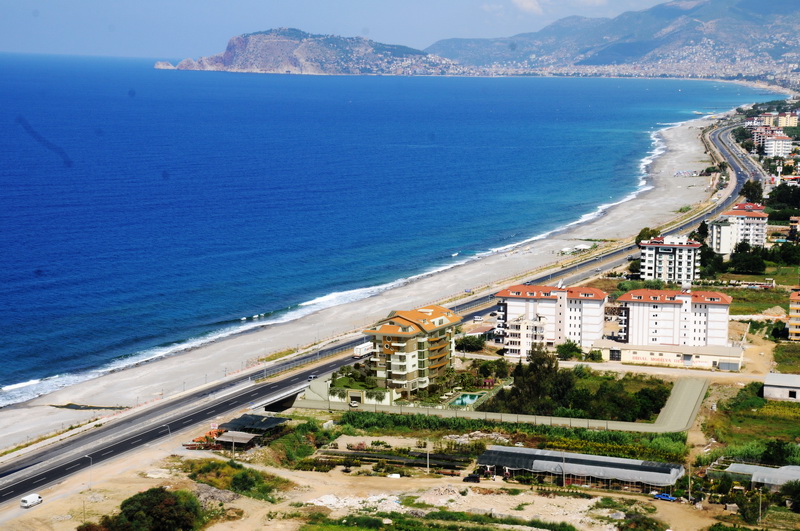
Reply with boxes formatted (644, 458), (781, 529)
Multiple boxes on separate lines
(157, 0), (800, 86)
(426, 0), (800, 76)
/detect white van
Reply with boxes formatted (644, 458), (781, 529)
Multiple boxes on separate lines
(20, 494), (42, 508)
(472, 315), (483, 323)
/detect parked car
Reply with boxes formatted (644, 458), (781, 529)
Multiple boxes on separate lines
(349, 401), (360, 408)
(463, 474), (481, 483)
(654, 493), (677, 502)
(20, 494), (42, 508)
(472, 316), (483, 322)
(489, 312), (497, 316)
(307, 375), (317, 381)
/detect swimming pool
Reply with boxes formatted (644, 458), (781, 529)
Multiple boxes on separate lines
(451, 393), (483, 407)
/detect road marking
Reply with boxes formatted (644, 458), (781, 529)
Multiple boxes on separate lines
(249, 392), (259, 397)
(101, 450), (114, 456)
(290, 377), (299, 382)
(227, 400), (238, 405)
(32, 476), (46, 484)
(131, 438), (142, 444)
(181, 419), (192, 424)
(66, 463), (80, 471)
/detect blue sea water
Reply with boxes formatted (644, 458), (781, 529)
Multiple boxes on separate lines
(0, 54), (784, 406)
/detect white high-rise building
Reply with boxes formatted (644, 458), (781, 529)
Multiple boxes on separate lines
(616, 289), (731, 347)
(494, 285), (607, 359)
(639, 235), (701, 283)
(709, 202), (768, 257)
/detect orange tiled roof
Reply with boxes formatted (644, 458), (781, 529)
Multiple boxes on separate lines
(495, 284), (606, 300)
(617, 289), (732, 305)
(364, 305), (461, 336)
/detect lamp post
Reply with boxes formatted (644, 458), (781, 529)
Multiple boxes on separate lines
(85, 455), (92, 490)
(163, 424), (171, 437)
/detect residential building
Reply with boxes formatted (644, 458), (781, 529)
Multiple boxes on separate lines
(789, 292), (800, 342)
(616, 288), (731, 347)
(764, 373), (800, 402)
(494, 285), (607, 359)
(764, 135), (793, 158)
(638, 235), (701, 283)
(708, 202), (768, 257)
(777, 112), (799, 128)
(364, 305), (461, 396)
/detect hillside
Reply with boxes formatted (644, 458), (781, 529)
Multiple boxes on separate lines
(426, 0), (800, 77)
(158, 28), (468, 76)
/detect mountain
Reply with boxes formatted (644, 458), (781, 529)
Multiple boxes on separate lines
(425, 0), (800, 76)
(158, 28), (469, 76)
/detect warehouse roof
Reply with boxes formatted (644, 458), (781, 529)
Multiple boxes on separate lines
(477, 446), (684, 487)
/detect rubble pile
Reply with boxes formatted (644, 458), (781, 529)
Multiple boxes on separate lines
(415, 485), (466, 506)
(442, 431), (509, 445)
(308, 493), (404, 513)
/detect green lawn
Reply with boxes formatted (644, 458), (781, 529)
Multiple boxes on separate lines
(774, 342), (800, 373)
(332, 376), (377, 390)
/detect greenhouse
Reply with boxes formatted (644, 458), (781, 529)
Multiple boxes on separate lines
(723, 463), (800, 491)
(476, 446), (684, 491)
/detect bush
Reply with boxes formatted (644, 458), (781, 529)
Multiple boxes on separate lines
(79, 487), (203, 531)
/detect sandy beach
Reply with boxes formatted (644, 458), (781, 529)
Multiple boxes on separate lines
(0, 114), (727, 452)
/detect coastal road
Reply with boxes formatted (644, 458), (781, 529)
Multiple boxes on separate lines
(0, 354), (356, 505)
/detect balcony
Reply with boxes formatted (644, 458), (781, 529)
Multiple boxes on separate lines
(390, 365), (412, 375)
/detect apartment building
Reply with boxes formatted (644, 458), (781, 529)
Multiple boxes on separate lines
(764, 135), (793, 158)
(364, 305), (461, 396)
(616, 289), (731, 347)
(638, 235), (701, 283)
(789, 291), (800, 342)
(708, 202), (768, 257)
(494, 285), (607, 360)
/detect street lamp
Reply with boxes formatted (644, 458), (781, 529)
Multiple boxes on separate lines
(85, 455), (92, 489)
(163, 424), (171, 437)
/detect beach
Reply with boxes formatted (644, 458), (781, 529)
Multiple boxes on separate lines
(0, 114), (727, 452)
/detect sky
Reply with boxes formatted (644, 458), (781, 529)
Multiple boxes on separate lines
(0, 0), (666, 59)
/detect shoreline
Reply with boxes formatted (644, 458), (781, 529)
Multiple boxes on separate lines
(0, 111), (731, 450)
(0, 114), (683, 407)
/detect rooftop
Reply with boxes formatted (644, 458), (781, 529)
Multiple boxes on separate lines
(617, 289), (732, 306)
(364, 305), (462, 337)
(495, 284), (607, 301)
(477, 445), (684, 487)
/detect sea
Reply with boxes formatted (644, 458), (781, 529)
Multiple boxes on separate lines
(0, 53), (784, 407)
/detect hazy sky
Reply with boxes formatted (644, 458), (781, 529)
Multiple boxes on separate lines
(1, 0), (666, 59)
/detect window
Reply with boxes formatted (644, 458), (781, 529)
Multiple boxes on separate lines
(790, 390), (797, 399)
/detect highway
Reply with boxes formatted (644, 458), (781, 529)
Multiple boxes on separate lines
(0, 121), (761, 506)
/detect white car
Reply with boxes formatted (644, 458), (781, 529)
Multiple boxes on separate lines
(349, 401), (360, 408)
(20, 494), (42, 508)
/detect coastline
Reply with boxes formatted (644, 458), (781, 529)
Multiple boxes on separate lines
(0, 111), (729, 450)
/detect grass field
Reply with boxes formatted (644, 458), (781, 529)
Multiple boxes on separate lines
(720, 265), (800, 287)
(712, 287), (790, 315)
(773, 342), (800, 373)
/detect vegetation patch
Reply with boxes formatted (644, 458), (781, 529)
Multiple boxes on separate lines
(182, 458), (293, 502)
(774, 342), (800, 373)
(339, 411), (687, 463)
(477, 347), (672, 423)
(77, 487), (211, 531)
(700, 383), (800, 465)
(714, 287), (790, 315)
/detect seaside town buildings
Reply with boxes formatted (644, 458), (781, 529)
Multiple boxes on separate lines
(363, 305), (461, 396)
(615, 289), (731, 347)
(595, 288), (743, 370)
(789, 292), (800, 342)
(493, 285), (607, 360)
(638, 235), (701, 284)
(708, 203), (769, 257)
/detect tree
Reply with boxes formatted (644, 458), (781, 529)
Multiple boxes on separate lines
(762, 439), (794, 466)
(781, 480), (800, 512)
(555, 340), (582, 360)
(456, 335), (485, 352)
(628, 258), (641, 274)
(741, 180), (763, 203)
(635, 227), (660, 244)
(102, 487), (202, 531)
(696, 220), (709, 243)
(492, 358), (510, 379)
